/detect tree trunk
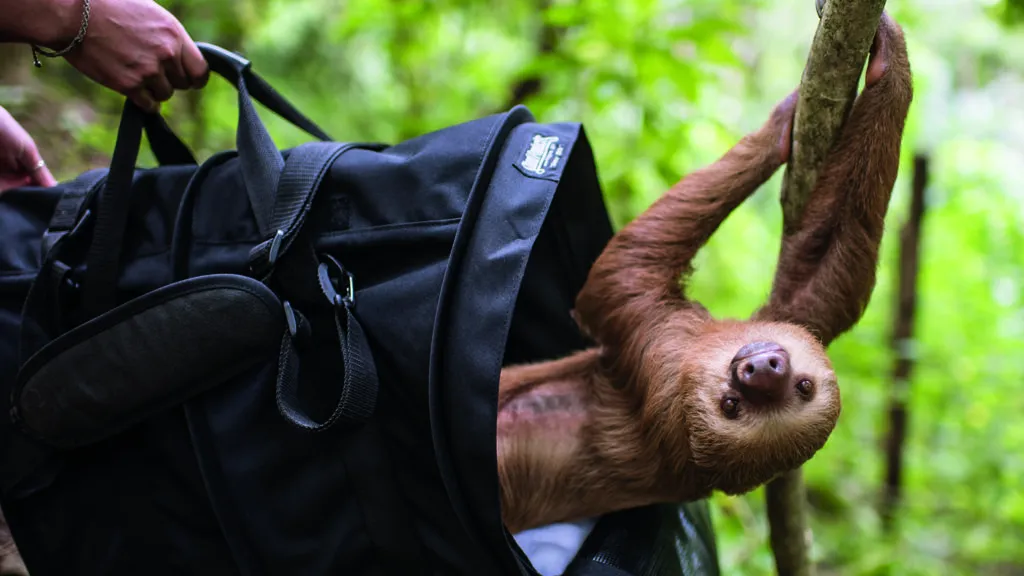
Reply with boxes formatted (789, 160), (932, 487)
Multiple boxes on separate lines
(766, 468), (813, 576)
(767, 0), (889, 574)
(779, 0), (887, 227)
(880, 153), (928, 531)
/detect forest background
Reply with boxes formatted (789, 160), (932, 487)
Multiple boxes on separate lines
(2, 0), (1022, 573)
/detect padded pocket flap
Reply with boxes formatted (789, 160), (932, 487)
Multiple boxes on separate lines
(12, 274), (285, 450)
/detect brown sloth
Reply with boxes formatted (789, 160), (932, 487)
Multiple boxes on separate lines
(498, 11), (912, 534)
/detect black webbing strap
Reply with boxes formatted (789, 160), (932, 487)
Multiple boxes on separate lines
(239, 71), (332, 142)
(250, 142), (380, 431)
(247, 141), (385, 278)
(198, 43), (332, 238)
(231, 74), (282, 239)
(80, 102), (148, 318)
(274, 262), (377, 430)
(195, 43), (333, 143)
(141, 113), (196, 166)
(248, 142), (362, 279)
(39, 169), (107, 258)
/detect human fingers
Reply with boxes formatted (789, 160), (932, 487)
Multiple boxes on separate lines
(180, 37), (210, 89)
(125, 87), (160, 114)
(165, 45), (192, 91)
(0, 171), (32, 194)
(144, 73), (175, 103)
(19, 148), (56, 188)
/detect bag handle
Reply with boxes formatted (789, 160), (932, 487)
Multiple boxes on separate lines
(142, 113), (197, 165)
(141, 43), (334, 167)
(80, 43), (329, 318)
(196, 43), (332, 143)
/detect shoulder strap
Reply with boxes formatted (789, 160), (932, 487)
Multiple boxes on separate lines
(142, 113), (197, 166)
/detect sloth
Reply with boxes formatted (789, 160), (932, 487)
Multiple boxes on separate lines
(497, 11), (912, 534)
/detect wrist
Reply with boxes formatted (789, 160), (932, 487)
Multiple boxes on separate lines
(31, 0), (85, 49)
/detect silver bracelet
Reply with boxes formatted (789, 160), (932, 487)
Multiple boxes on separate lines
(31, 0), (91, 68)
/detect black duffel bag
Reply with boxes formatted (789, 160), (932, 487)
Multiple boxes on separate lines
(0, 44), (719, 576)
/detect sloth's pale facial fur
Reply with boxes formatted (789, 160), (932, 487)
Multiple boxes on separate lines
(679, 321), (840, 496)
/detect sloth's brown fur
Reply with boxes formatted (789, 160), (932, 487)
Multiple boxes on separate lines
(498, 12), (913, 534)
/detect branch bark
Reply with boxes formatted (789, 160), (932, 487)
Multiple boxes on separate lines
(766, 468), (813, 576)
(767, 1), (889, 574)
(780, 0), (888, 230)
(880, 153), (928, 531)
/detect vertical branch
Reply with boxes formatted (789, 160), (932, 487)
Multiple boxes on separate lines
(766, 1), (888, 575)
(779, 0), (887, 228)
(880, 153), (928, 531)
(766, 468), (812, 576)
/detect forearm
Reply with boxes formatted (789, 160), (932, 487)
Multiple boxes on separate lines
(0, 0), (82, 48)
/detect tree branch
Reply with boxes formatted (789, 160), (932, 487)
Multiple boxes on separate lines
(767, 1), (888, 575)
(780, 0), (888, 228)
(881, 153), (928, 532)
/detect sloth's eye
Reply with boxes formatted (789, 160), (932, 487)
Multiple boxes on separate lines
(721, 397), (740, 418)
(796, 379), (814, 398)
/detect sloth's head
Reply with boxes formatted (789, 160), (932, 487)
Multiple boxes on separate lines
(677, 320), (841, 495)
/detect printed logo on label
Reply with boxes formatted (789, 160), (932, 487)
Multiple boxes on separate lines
(520, 134), (564, 176)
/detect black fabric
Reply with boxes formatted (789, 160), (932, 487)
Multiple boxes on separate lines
(0, 42), (720, 576)
(564, 505), (720, 576)
(430, 118), (601, 572)
(339, 419), (428, 576)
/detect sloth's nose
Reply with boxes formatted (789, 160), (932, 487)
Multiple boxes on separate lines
(730, 342), (791, 404)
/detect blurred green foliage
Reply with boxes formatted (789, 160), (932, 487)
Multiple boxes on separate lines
(3, 0), (1024, 573)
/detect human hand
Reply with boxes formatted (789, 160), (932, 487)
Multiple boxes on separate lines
(60, 0), (210, 112)
(0, 107), (57, 194)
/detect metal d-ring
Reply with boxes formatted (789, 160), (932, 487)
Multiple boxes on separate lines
(317, 253), (355, 308)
